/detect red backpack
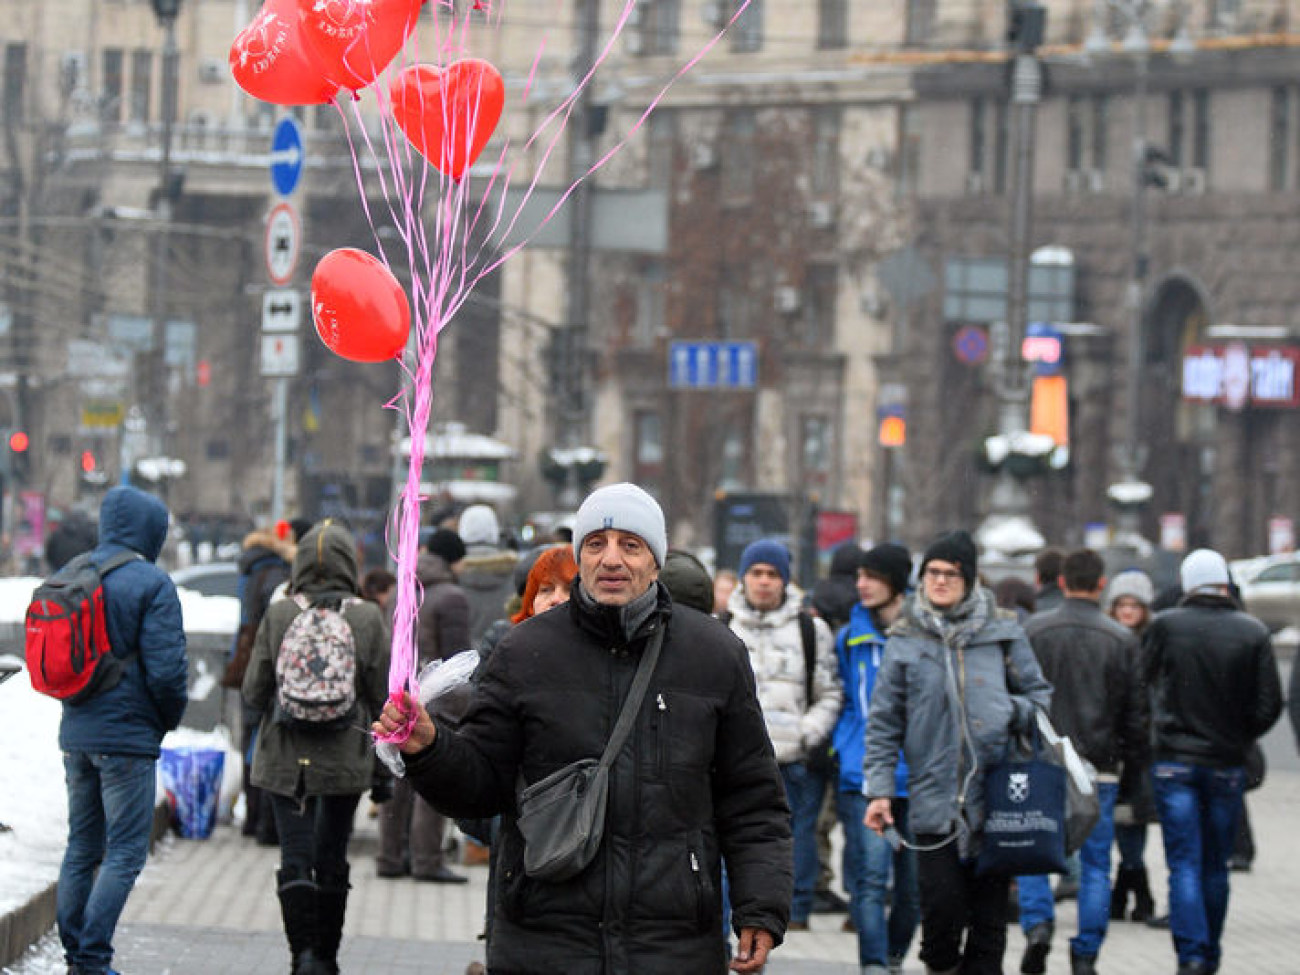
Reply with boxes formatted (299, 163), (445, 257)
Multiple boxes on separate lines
(25, 550), (142, 703)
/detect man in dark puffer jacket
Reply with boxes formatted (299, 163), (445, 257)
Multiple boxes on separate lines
(56, 485), (189, 975)
(375, 482), (792, 974)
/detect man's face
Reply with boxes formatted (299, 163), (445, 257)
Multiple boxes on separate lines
(856, 568), (895, 610)
(578, 529), (659, 606)
(922, 558), (967, 610)
(743, 564), (786, 612)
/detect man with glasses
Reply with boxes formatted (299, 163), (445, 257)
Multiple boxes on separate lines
(865, 530), (1051, 975)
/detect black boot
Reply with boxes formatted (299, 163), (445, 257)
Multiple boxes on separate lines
(1110, 868), (1132, 921)
(277, 868), (327, 975)
(1128, 866), (1155, 922)
(315, 865), (350, 975)
(1020, 921), (1053, 975)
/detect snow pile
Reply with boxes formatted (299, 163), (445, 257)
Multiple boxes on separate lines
(977, 515), (1046, 559)
(0, 674), (242, 920)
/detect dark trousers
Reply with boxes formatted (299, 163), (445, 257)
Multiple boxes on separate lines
(377, 776), (449, 876)
(271, 792), (361, 884)
(915, 834), (1010, 975)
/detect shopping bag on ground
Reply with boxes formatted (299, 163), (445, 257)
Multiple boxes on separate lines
(159, 747), (226, 839)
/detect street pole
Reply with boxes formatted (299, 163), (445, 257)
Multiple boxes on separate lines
(150, 0), (182, 458)
(271, 378), (287, 522)
(558, 0), (599, 508)
(977, 2), (1047, 556)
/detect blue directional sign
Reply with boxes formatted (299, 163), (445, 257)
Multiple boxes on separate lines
(270, 117), (304, 197)
(668, 341), (759, 390)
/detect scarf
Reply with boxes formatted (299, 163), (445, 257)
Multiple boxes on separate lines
(573, 578), (662, 644)
(909, 583), (993, 656)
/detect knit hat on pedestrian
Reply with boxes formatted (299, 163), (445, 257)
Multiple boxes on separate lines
(426, 527), (467, 565)
(1180, 548), (1231, 596)
(572, 483), (668, 567)
(860, 543), (913, 598)
(739, 539), (791, 586)
(1103, 569), (1155, 612)
(920, 530), (979, 589)
(457, 504), (500, 548)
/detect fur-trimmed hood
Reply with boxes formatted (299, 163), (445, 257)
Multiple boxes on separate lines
(239, 528), (295, 573)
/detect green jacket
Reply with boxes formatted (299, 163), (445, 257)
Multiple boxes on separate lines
(243, 521), (390, 798)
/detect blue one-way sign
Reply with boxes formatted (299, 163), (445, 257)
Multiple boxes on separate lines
(270, 118), (304, 197)
(668, 341), (759, 390)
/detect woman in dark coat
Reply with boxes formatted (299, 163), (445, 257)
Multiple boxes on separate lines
(243, 520), (390, 975)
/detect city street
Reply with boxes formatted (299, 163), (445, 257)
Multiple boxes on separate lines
(4, 705), (1293, 975)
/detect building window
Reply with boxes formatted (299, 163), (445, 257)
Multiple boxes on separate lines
(634, 411), (663, 493)
(970, 98), (987, 180)
(101, 49), (123, 124)
(898, 104), (921, 197)
(1192, 88), (1210, 169)
(993, 101), (1009, 194)
(1090, 95), (1108, 171)
(1270, 86), (1289, 191)
(800, 415), (832, 488)
(721, 109), (756, 202)
(802, 265), (837, 347)
(644, 0), (679, 55)
(810, 106), (840, 199)
(635, 262), (666, 347)
(1066, 95), (1084, 171)
(817, 0), (847, 49)
(730, 0), (763, 53)
(905, 0), (936, 45)
(3, 43), (26, 123)
(129, 49), (152, 124)
(1168, 90), (1185, 167)
(718, 264), (753, 338)
(646, 109), (677, 189)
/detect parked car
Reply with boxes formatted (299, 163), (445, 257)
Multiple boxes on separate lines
(170, 561), (241, 600)
(1237, 554), (1300, 633)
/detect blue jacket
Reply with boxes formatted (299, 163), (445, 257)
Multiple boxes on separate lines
(832, 602), (908, 795)
(59, 486), (189, 757)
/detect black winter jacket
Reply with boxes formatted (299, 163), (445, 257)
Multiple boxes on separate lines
(1024, 598), (1148, 775)
(405, 582), (792, 974)
(1143, 593), (1282, 767)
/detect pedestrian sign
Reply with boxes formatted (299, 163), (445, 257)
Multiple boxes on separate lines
(668, 341), (759, 390)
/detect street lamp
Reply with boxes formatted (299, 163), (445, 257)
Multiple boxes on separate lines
(976, 1), (1049, 560)
(1088, 0), (1192, 554)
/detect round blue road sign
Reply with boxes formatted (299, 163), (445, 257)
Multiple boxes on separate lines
(270, 118), (304, 197)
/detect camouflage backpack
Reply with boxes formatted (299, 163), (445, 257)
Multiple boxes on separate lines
(274, 593), (362, 729)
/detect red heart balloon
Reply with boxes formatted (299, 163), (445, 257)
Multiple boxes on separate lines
(229, 0), (339, 106)
(298, 0), (423, 92)
(390, 60), (505, 180)
(311, 249), (411, 362)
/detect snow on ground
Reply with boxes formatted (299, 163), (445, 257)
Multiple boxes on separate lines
(0, 576), (239, 634)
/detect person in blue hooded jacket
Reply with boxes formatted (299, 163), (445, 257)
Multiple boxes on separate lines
(832, 543), (919, 975)
(56, 484), (189, 975)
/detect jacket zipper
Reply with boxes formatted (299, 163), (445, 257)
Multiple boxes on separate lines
(655, 692), (668, 777)
(690, 848), (707, 930)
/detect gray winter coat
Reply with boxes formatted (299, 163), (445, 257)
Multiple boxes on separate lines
(864, 589), (1052, 841)
(243, 521), (390, 798)
(457, 548), (518, 643)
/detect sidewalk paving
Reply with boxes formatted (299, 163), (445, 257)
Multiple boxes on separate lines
(7, 770), (1300, 974)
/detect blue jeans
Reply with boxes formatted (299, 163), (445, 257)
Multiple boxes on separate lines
(781, 762), (827, 923)
(1152, 761), (1246, 971)
(836, 792), (920, 966)
(1018, 781), (1119, 959)
(57, 751), (157, 975)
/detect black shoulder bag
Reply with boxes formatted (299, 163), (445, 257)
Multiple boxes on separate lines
(515, 624), (665, 882)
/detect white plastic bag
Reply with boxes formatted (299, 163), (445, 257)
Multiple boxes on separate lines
(1034, 709), (1100, 853)
(375, 650), (480, 778)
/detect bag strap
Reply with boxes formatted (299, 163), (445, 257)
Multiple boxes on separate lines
(597, 623), (666, 772)
(98, 550), (143, 575)
(799, 612), (817, 706)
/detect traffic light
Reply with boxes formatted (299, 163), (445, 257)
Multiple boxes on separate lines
(8, 430), (28, 453)
(81, 450), (96, 474)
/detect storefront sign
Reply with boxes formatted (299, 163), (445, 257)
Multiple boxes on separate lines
(1182, 344), (1300, 408)
(1269, 516), (1295, 555)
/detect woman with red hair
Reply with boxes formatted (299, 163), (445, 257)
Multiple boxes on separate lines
(512, 545), (578, 624)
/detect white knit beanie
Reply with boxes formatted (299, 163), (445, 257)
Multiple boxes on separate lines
(572, 483), (667, 567)
(1103, 569), (1155, 612)
(457, 504), (501, 548)
(1180, 548), (1230, 596)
